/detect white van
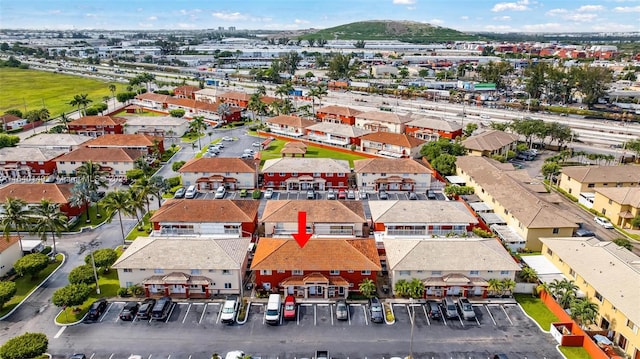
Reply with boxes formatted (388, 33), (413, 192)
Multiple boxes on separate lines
(184, 185), (197, 199)
(265, 294), (281, 325)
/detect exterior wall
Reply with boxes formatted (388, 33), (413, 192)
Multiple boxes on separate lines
(116, 268), (243, 295)
(0, 243), (22, 277)
(153, 221), (256, 237)
(0, 160), (57, 177)
(356, 173), (431, 192)
(56, 160), (135, 176)
(262, 172), (349, 190)
(265, 123), (306, 137)
(68, 124), (124, 136)
(354, 118), (404, 134)
(559, 173), (640, 195)
(181, 172), (256, 189)
(305, 130), (359, 147)
(316, 112), (356, 126)
(124, 123), (189, 137)
(255, 269), (375, 294)
(593, 193), (639, 228)
(524, 227), (575, 252)
(542, 245), (640, 359)
(60, 202), (86, 217)
(263, 221), (364, 237)
(360, 140), (414, 158)
(389, 269), (516, 297)
(405, 125), (462, 140)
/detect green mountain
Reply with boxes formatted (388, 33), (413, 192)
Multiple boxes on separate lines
(297, 20), (479, 43)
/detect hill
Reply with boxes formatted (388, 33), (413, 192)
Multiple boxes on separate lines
(297, 20), (479, 43)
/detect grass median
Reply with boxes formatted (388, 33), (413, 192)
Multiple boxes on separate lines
(514, 293), (559, 331)
(56, 269), (120, 324)
(0, 254), (64, 318)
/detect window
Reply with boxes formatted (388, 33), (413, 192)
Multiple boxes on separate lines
(594, 291), (603, 302)
(125, 281), (133, 288)
(602, 208), (607, 215)
(587, 183), (595, 188)
(470, 270), (479, 275)
(330, 270), (340, 275)
(124, 269), (132, 273)
(154, 269), (164, 274)
(292, 270), (303, 275)
(500, 271), (510, 275)
(208, 269), (216, 273)
(552, 228), (559, 234)
(279, 172), (285, 176)
(347, 270), (354, 273)
(569, 269), (575, 278)
(361, 270), (371, 275)
(277, 269), (285, 273)
(399, 270), (411, 276)
(546, 248), (553, 256)
(617, 334), (627, 350)
(224, 283), (232, 289)
(380, 173), (386, 176)
(292, 172), (297, 176)
(431, 271), (442, 275)
(267, 172), (273, 176)
(608, 199), (613, 205)
(222, 270), (230, 275)
(260, 270), (272, 275)
(191, 269), (201, 275)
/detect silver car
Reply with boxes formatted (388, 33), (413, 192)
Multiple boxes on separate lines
(336, 300), (348, 321)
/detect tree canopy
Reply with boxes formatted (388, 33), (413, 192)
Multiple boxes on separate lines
(0, 332), (48, 359)
(13, 253), (50, 279)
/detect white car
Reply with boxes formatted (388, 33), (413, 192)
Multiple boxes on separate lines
(252, 142), (261, 147)
(264, 188), (274, 199)
(222, 136), (233, 141)
(594, 216), (614, 229)
(220, 295), (239, 324)
(214, 186), (226, 199)
(225, 351), (245, 359)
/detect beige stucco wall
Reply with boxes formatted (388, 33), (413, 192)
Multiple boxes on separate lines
(0, 242), (22, 277)
(116, 268), (243, 294)
(56, 160), (135, 176)
(354, 119), (404, 134)
(389, 269), (516, 290)
(181, 172), (256, 189)
(356, 172), (432, 192)
(593, 192), (639, 228)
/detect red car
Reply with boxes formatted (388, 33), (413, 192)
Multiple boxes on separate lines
(337, 189), (347, 199)
(283, 295), (296, 320)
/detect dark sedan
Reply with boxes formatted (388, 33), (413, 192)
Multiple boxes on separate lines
(119, 301), (140, 321)
(87, 299), (107, 321)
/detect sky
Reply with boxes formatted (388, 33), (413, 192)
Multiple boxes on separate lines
(1, 0), (639, 33)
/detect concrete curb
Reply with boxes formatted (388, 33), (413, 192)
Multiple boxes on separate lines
(54, 308), (87, 326)
(0, 253), (67, 321)
(235, 301), (250, 325)
(384, 301), (395, 325)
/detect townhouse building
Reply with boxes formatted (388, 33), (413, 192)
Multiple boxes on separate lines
(178, 158), (258, 190)
(67, 116), (126, 137)
(359, 132), (426, 158)
(354, 158), (432, 192)
(261, 158), (351, 191)
(461, 130), (519, 157)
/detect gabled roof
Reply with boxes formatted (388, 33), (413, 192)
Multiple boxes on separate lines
(179, 158), (257, 174)
(84, 134), (162, 147)
(135, 92), (171, 103)
(0, 235), (20, 254)
(250, 238), (381, 271)
(0, 114), (22, 124)
(217, 91), (251, 102)
(262, 157), (350, 173)
(461, 130), (518, 152)
(360, 132), (426, 148)
(173, 85), (200, 94)
(112, 236), (250, 270)
(54, 147), (143, 162)
(316, 105), (362, 117)
(354, 158), (432, 174)
(265, 115), (316, 128)
(383, 238), (519, 272)
(69, 115), (127, 126)
(561, 165), (640, 183)
(260, 200), (366, 223)
(595, 187), (640, 207)
(356, 111), (412, 124)
(406, 115), (463, 132)
(150, 199), (259, 223)
(540, 237), (640, 326)
(456, 156), (578, 229)
(19, 134), (93, 147)
(306, 122), (372, 138)
(0, 147), (67, 162)
(369, 200), (478, 225)
(0, 183), (74, 204)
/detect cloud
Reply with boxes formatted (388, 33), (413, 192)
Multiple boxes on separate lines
(428, 18), (444, 25)
(484, 25), (515, 31)
(577, 5), (604, 11)
(546, 8), (567, 16)
(521, 22), (564, 31)
(460, 15), (469, 20)
(493, 15), (512, 20)
(147, 16), (157, 21)
(392, 0), (416, 4)
(49, 10), (61, 14)
(180, 9), (202, 15)
(85, 13), (97, 18)
(491, 0), (530, 12)
(612, 5), (640, 11)
(564, 13), (598, 21)
(591, 23), (636, 31)
(211, 11), (247, 21)
(294, 19), (309, 24)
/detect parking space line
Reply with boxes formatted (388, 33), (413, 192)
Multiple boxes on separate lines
(485, 305), (497, 326)
(458, 313), (464, 327)
(199, 303), (207, 324)
(108, 354), (114, 359)
(53, 326), (65, 339)
(147, 355), (152, 359)
(167, 355), (171, 359)
(347, 305), (351, 325)
(406, 304), (414, 326)
(182, 303), (192, 324)
(422, 305), (430, 326)
(165, 303), (177, 323)
(501, 305), (514, 325)
(89, 354), (95, 359)
(216, 303), (223, 324)
(329, 304), (334, 326)
(100, 302), (114, 322)
(296, 305), (300, 325)
(314, 304), (317, 326)
(361, 304), (369, 326)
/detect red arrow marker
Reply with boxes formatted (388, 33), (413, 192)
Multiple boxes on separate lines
(292, 211), (312, 248)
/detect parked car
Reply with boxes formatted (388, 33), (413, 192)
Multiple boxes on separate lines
(457, 297), (476, 320)
(359, 191), (368, 200)
(306, 189), (315, 199)
(335, 300), (348, 321)
(151, 296), (172, 321)
(426, 190), (437, 200)
(87, 299), (107, 321)
(427, 301), (441, 320)
(337, 189), (347, 199)
(225, 351), (245, 359)
(119, 301), (139, 321)
(44, 174), (57, 183)
(0, 176), (8, 184)
(594, 216), (614, 229)
(347, 189), (356, 200)
(239, 189), (248, 198)
(243, 149), (255, 155)
(220, 295), (240, 324)
(184, 185), (197, 199)
(574, 228), (596, 237)
(326, 188), (336, 200)
(240, 153), (253, 159)
(136, 298), (156, 320)
(283, 295), (296, 320)
(252, 142), (261, 147)
(222, 136), (233, 141)
(442, 296), (458, 319)
(368, 297), (384, 323)
(69, 354), (86, 359)
(264, 188), (274, 199)
(408, 192), (418, 200)
(378, 190), (389, 200)
(173, 187), (186, 199)
(214, 186), (226, 199)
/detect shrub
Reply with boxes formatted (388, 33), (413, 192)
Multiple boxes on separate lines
(252, 189), (262, 199)
(68, 265), (96, 285)
(41, 246), (52, 255)
(165, 176), (181, 188)
(13, 253), (50, 279)
(0, 281), (17, 310)
(126, 168), (145, 180)
(117, 287), (130, 297)
(172, 161), (186, 172)
(472, 228), (494, 238)
(129, 285), (144, 297)
(52, 283), (91, 308)
(0, 332), (48, 359)
(84, 107), (99, 116)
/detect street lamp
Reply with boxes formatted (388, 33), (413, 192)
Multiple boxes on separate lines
(409, 297), (415, 359)
(82, 241), (102, 295)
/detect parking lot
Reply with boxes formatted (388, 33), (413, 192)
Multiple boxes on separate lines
(56, 299), (561, 359)
(189, 188), (442, 202)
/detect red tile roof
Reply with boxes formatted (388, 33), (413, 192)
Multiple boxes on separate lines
(316, 105), (362, 117)
(150, 199), (259, 223)
(84, 134), (163, 147)
(54, 147), (143, 162)
(0, 235), (20, 253)
(178, 158), (257, 173)
(69, 116), (127, 126)
(266, 115), (316, 128)
(360, 132), (426, 147)
(0, 183), (74, 204)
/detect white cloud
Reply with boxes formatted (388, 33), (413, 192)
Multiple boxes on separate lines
(407, 6), (417, 10)
(85, 13), (97, 18)
(521, 22), (564, 31)
(564, 13), (598, 21)
(546, 8), (567, 16)
(577, 5), (605, 11)
(294, 19), (309, 24)
(180, 9), (202, 15)
(460, 15), (469, 20)
(484, 25), (515, 31)
(491, 0), (530, 12)
(429, 18), (444, 25)
(591, 22), (636, 31)
(613, 5), (640, 11)
(211, 11), (247, 21)
(49, 10), (61, 14)
(147, 16), (157, 21)
(393, 0), (416, 4)
(138, 22), (154, 28)
(493, 15), (512, 20)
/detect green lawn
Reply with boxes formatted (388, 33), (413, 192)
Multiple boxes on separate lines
(514, 294), (560, 331)
(68, 203), (110, 232)
(181, 132), (204, 143)
(0, 254), (64, 317)
(125, 211), (154, 241)
(260, 139), (367, 167)
(559, 346), (592, 359)
(56, 268), (120, 324)
(0, 68), (118, 118)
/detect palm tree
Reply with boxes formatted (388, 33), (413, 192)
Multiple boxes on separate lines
(148, 176), (167, 208)
(189, 116), (206, 151)
(275, 81), (293, 100)
(108, 84), (117, 106)
(132, 177), (154, 214)
(69, 93), (93, 116)
(69, 182), (93, 223)
(310, 84), (327, 113)
(519, 267), (539, 283)
(408, 278), (425, 299)
(487, 278), (503, 297)
(126, 187), (147, 223)
(501, 279), (516, 297)
(102, 190), (135, 245)
(38, 108), (50, 123)
(394, 279), (410, 297)
(76, 161), (108, 218)
(1, 197), (30, 252)
(570, 298), (599, 328)
(557, 290), (577, 309)
(358, 278), (377, 298)
(58, 112), (72, 133)
(247, 93), (264, 121)
(255, 85), (267, 97)
(31, 199), (68, 255)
